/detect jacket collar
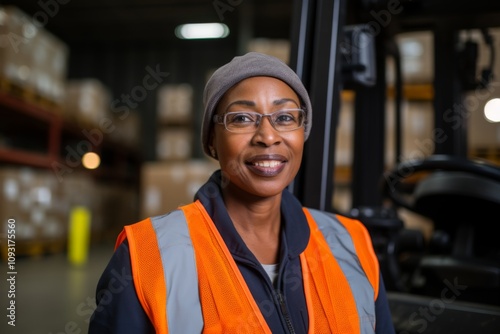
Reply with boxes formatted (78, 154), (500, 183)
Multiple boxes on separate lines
(194, 170), (310, 262)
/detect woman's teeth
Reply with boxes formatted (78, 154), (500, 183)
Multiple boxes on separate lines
(253, 161), (281, 168)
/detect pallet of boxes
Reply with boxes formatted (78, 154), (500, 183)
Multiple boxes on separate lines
(64, 78), (142, 243)
(0, 168), (94, 260)
(141, 83), (218, 219)
(0, 6), (141, 260)
(0, 6), (71, 259)
(0, 5), (67, 110)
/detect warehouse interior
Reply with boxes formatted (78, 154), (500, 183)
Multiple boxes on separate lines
(1, 0), (500, 333)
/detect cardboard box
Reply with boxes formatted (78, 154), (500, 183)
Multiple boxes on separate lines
(0, 167), (64, 241)
(157, 83), (193, 124)
(246, 38), (291, 64)
(0, 6), (68, 104)
(94, 182), (140, 241)
(108, 110), (142, 149)
(390, 31), (433, 84)
(0, 167), (104, 242)
(140, 159), (219, 218)
(31, 27), (69, 104)
(64, 78), (111, 125)
(0, 6), (36, 89)
(156, 127), (193, 160)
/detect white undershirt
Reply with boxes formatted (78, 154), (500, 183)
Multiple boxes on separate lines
(261, 263), (279, 284)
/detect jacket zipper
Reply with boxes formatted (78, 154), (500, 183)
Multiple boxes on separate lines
(276, 291), (296, 334)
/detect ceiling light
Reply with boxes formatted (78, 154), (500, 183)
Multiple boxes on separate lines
(175, 23), (229, 40)
(484, 98), (500, 123)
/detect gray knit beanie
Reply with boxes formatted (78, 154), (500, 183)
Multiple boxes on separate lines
(201, 52), (312, 157)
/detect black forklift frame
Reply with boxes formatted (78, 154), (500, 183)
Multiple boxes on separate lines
(287, 0), (500, 332)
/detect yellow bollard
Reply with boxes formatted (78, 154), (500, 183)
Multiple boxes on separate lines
(67, 206), (91, 266)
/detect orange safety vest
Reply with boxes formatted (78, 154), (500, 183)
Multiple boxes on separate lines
(116, 200), (379, 333)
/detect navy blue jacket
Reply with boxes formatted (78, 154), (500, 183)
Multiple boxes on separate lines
(89, 172), (395, 333)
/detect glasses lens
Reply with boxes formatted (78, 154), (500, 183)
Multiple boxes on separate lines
(223, 109), (305, 133)
(225, 112), (258, 132)
(271, 109), (304, 131)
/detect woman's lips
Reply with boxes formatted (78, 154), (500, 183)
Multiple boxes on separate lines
(245, 155), (287, 176)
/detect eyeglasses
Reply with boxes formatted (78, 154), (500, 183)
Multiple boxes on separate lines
(213, 109), (306, 134)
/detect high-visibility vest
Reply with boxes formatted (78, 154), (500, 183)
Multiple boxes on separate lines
(116, 200), (379, 334)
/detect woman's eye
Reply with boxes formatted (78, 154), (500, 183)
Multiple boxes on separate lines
(275, 113), (295, 123)
(229, 113), (255, 123)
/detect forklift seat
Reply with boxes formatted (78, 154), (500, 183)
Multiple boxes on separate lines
(382, 155), (500, 305)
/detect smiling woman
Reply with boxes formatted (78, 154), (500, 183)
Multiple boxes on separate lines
(89, 52), (396, 334)
(210, 76), (305, 199)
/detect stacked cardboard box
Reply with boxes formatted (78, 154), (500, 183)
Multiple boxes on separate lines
(156, 83), (194, 160)
(0, 6), (68, 105)
(246, 38), (290, 64)
(64, 78), (143, 152)
(140, 159), (219, 219)
(94, 182), (140, 241)
(0, 167), (141, 258)
(64, 78), (112, 127)
(0, 168), (87, 258)
(157, 83), (193, 124)
(156, 128), (193, 161)
(108, 110), (142, 150)
(0, 168), (64, 241)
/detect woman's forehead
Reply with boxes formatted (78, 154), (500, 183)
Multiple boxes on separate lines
(218, 76), (300, 107)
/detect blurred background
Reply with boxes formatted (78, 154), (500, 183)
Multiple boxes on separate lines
(1, 1), (500, 333)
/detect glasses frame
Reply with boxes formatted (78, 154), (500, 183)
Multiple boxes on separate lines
(213, 108), (306, 134)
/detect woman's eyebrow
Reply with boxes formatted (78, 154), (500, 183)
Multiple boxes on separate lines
(272, 98), (300, 106)
(225, 100), (255, 111)
(225, 98), (299, 111)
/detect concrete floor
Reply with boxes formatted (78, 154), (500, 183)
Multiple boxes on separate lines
(4, 240), (500, 334)
(1, 242), (114, 334)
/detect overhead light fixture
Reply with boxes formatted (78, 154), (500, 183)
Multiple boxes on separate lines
(175, 23), (229, 40)
(484, 98), (500, 123)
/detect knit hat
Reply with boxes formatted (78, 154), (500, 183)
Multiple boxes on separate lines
(201, 52), (313, 157)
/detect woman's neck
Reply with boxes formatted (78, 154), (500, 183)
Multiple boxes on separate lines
(222, 190), (282, 264)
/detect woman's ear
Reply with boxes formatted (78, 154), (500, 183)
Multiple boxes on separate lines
(209, 146), (217, 159)
(208, 133), (217, 159)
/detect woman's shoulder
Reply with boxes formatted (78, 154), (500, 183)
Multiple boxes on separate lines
(303, 207), (373, 244)
(304, 207), (364, 229)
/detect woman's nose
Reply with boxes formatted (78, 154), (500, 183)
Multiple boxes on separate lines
(252, 116), (281, 146)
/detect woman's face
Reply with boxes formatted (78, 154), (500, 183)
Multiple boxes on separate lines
(211, 76), (305, 199)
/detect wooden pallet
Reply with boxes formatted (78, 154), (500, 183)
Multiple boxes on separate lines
(0, 77), (63, 113)
(0, 238), (66, 262)
(470, 147), (500, 165)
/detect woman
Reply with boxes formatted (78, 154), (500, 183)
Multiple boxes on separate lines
(89, 52), (395, 333)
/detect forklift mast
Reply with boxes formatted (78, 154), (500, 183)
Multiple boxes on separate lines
(288, 0), (387, 211)
(287, 0), (346, 212)
(288, 0), (500, 332)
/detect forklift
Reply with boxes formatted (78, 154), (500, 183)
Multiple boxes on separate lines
(287, 0), (500, 332)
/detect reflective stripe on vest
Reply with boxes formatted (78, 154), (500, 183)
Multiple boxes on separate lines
(118, 200), (378, 333)
(305, 208), (378, 332)
(152, 210), (203, 333)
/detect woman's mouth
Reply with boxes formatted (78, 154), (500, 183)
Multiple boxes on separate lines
(246, 155), (287, 176)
